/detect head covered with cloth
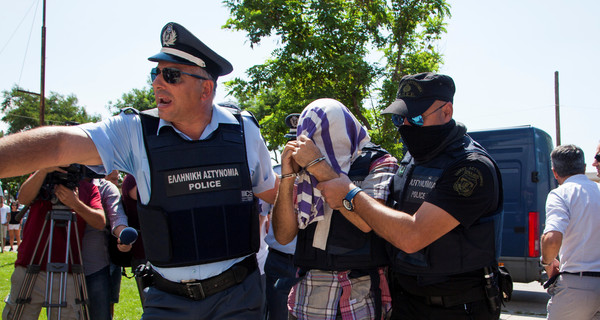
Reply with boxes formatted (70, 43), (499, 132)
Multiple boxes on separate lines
(294, 98), (370, 249)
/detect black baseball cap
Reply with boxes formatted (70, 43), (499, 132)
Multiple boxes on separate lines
(382, 72), (455, 117)
(148, 22), (233, 80)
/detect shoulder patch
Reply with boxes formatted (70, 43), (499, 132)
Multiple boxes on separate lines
(453, 166), (483, 197)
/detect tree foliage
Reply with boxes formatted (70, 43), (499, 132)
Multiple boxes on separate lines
(1, 86), (101, 133)
(223, 0), (450, 158)
(0, 85), (102, 197)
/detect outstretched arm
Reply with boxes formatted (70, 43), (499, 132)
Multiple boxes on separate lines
(317, 175), (459, 253)
(0, 126), (102, 178)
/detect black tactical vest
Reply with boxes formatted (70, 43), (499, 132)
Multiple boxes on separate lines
(389, 135), (503, 276)
(137, 108), (259, 267)
(293, 144), (391, 271)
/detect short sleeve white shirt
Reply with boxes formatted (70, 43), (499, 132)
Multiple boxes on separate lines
(544, 174), (600, 272)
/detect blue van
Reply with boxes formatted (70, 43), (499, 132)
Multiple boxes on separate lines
(468, 126), (557, 283)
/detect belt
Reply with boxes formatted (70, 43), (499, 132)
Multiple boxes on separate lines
(268, 247), (294, 260)
(424, 286), (486, 307)
(152, 255), (257, 300)
(562, 271), (600, 277)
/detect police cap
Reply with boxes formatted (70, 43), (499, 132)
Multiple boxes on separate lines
(148, 22), (233, 80)
(382, 72), (455, 118)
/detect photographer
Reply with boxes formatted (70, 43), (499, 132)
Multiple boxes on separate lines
(2, 166), (104, 320)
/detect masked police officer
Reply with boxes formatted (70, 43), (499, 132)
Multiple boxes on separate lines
(0, 22), (278, 319)
(315, 73), (503, 320)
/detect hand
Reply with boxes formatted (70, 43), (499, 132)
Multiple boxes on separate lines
(117, 241), (133, 252)
(54, 184), (79, 208)
(292, 135), (324, 167)
(41, 166), (69, 175)
(281, 141), (301, 175)
(316, 175), (354, 210)
(545, 258), (560, 278)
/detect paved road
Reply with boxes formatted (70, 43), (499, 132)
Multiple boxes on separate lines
(501, 281), (600, 319)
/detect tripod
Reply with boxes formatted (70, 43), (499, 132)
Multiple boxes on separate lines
(10, 203), (90, 320)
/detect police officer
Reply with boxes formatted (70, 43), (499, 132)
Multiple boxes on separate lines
(316, 73), (503, 320)
(0, 22), (278, 319)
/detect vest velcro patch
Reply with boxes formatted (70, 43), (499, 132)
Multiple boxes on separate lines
(163, 164), (242, 197)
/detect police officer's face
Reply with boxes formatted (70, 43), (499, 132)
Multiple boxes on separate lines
(152, 62), (214, 125)
(402, 100), (452, 127)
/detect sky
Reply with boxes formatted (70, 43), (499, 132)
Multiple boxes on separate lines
(0, 0), (599, 173)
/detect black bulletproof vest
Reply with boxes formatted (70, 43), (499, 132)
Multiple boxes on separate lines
(137, 108), (259, 267)
(389, 135), (503, 276)
(293, 144), (390, 271)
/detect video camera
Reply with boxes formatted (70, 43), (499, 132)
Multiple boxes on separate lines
(39, 164), (85, 201)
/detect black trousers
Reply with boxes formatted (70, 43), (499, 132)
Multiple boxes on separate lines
(390, 289), (500, 320)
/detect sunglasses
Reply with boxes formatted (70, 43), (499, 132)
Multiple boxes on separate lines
(391, 102), (448, 127)
(595, 153), (600, 162)
(150, 67), (210, 84)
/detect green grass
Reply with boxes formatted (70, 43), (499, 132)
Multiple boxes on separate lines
(0, 251), (143, 319)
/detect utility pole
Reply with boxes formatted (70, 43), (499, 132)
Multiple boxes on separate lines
(39, 0), (46, 126)
(554, 71), (560, 146)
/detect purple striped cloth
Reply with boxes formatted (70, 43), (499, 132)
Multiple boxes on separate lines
(295, 98), (370, 232)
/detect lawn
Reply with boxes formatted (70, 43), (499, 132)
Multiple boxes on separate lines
(0, 251), (143, 319)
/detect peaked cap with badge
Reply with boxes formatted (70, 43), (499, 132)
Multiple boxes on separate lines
(382, 72), (455, 118)
(148, 22), (233, 80)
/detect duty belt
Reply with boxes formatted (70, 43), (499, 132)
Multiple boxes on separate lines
(152, 255), (257, 300)
(424, 286), (486, 307)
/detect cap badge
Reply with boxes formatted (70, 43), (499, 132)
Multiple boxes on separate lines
(162, 24), (177, 47)
(399, 80), (423, 98)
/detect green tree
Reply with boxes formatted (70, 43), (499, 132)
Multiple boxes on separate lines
(1, 86), (101, 133)
(106, 78), (156, 115)
(223, 0), (450, 158)
(0, 85), (102, 195)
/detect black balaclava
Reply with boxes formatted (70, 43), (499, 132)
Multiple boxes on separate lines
(399, 119), (466, 163)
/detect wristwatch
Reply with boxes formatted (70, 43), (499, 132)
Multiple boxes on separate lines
(342, 187), (363, 211)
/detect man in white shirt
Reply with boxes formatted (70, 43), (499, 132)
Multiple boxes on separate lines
(541, 144), (600, 319)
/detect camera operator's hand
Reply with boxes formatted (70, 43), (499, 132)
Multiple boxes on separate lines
(54, 184), (79, 208)
(54, 184), (106, 230)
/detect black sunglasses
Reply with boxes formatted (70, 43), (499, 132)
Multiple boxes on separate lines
(150, 67), (210, 84)
(595, 153), (600, 162)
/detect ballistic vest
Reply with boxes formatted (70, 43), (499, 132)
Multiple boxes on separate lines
(389, 135), (503, 276)
(293, 144), (390, 271)
(137, 107), (259, 267)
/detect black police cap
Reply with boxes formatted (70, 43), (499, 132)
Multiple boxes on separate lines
(148, 22), (233, 80)
(382, 72), (455, 118)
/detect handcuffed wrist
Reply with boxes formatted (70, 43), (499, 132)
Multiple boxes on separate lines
(304, 156), (326, 170)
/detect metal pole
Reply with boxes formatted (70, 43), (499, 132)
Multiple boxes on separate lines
(39, 0), (46, 126)
(554, 71), (560, 146)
